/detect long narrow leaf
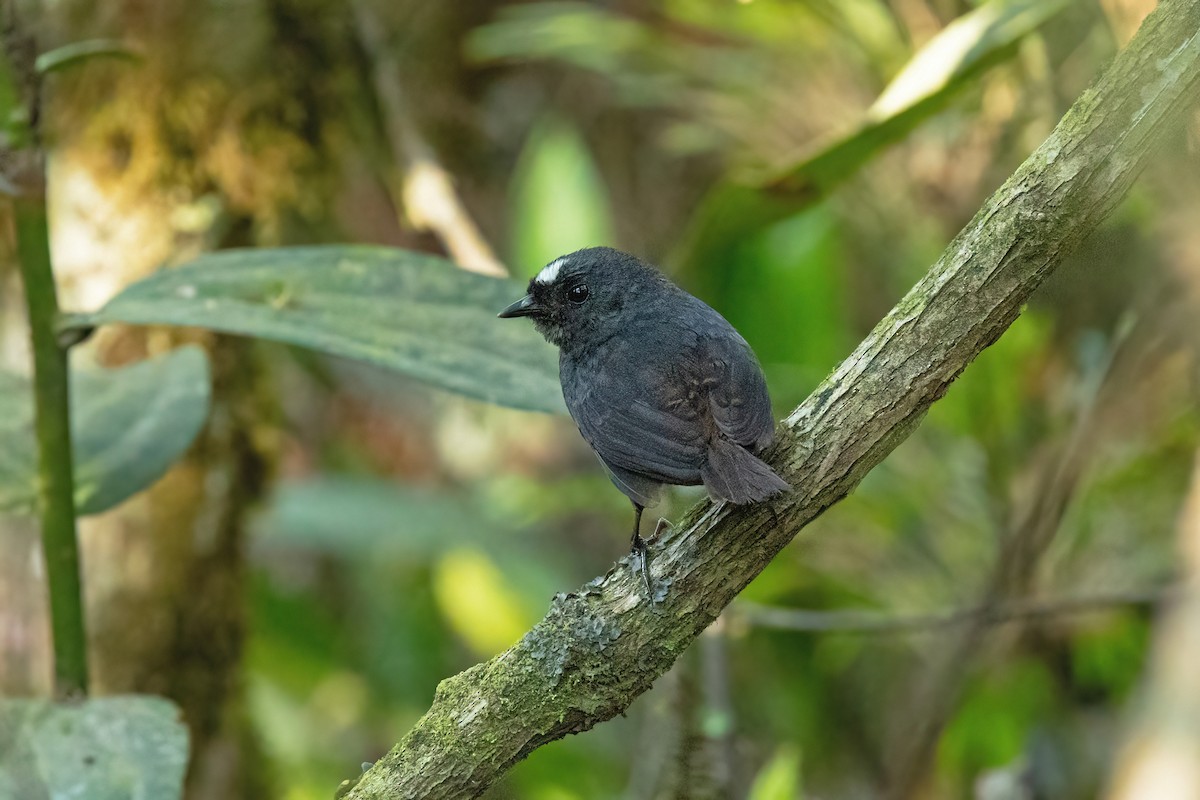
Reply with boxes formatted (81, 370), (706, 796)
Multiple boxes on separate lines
(66, 245), (565, 414)
(764, 0), (1075, 196)
(675, 0), (1077, 269)
(34, 39), (141, 74)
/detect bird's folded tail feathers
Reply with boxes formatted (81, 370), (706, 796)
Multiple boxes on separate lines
(701, 437), (790, 504)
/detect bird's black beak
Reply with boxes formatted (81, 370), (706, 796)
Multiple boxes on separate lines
(498, 294), (540, 319)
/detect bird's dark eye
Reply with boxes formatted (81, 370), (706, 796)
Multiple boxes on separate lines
(567, 283), (590, 304)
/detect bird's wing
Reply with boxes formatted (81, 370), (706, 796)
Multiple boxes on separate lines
(701, 331), (776, 452)
(568, 359), (707, 485)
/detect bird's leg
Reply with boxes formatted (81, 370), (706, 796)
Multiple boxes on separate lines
(651, 517), (671, 542)
(629, 504), (651, 596)
(630, 503), (645, 551)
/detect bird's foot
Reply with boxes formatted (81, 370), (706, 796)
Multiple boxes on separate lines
(629, 533), (653, 598)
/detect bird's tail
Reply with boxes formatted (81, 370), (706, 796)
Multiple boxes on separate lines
(701, 438), (790, 504)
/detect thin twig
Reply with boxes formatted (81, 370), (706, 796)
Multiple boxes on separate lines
(351, 0), (507, 278)
(736, 587), (1173, 635)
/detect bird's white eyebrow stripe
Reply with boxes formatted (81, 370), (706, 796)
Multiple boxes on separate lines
(535, 258), (567, 285)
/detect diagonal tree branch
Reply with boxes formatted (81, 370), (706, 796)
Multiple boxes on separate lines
(344, 3), (1200, 798)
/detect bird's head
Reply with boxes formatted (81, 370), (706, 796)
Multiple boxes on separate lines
(498, 247), (669, 351)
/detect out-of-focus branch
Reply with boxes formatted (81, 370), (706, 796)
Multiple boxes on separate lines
(883, 316), (1133, 799)
(351, 0), (507, 278)
(343, 3), (1200, 798)
(736, 588), (1172, 635)
(1104, 450), (1200, 800)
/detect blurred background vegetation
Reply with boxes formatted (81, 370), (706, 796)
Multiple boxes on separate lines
(2, 0), (1199, 798)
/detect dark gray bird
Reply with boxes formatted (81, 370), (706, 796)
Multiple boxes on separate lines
(499, 247), (788, 583)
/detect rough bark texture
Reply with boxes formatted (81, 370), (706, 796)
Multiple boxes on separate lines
(346, 2), (1200, 798)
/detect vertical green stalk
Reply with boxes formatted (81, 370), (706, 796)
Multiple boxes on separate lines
(14, 186), (90, 697)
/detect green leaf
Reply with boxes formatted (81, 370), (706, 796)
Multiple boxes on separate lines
(0, 696), (189, 800)
(940, 659), (1057, 777)
(510, 116), (615, 278)
(748, 744), (804, 800)
(35, 40), (141, 74)
(0, 346), (212, 516)
(765, 0), (1075, 196)
(434, 546), (538, 656)
(675, 0), (1076, 269)
(66, 246), (565, 414)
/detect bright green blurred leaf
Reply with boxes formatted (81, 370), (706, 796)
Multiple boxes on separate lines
(871, 0), (1068, 117)
(511, 117), (615, 278)
(67, 246), (565, 414)
(748, 744), (804, 800)
(1070, 612), (1150, 699)
(766, 0), (1075, 196)
(0, 696), (188, 800)
(707, 205), (851, 401)
(0, 346), (211, 516)
(35, 39), (141, 74)
(939, 659), (1057, 779)
(434, 547), (534, 655)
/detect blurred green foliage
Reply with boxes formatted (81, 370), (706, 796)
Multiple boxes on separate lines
(747, 745), (803, 800)
(0, 346), (211, 515)
(770, 0), (1077, 197)
(4, 0), (1198, 798)
(510, 116), (617, 275)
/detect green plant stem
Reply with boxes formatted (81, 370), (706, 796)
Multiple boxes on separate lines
(14, 188), (89, 698)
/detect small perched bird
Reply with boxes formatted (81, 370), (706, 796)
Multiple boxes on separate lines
(499, 247), (789, 587)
